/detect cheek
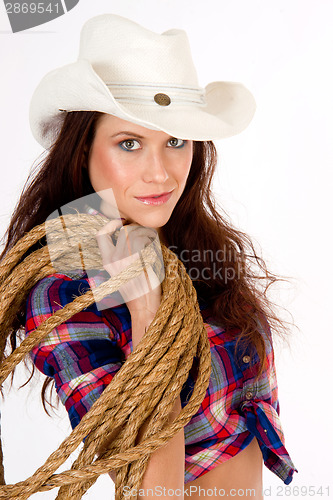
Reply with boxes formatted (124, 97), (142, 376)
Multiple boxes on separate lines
(89, 148), (124, 190)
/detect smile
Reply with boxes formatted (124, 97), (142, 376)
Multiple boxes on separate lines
(134, 190), (174, 205)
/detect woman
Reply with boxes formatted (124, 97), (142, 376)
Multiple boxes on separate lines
(1, 14), (297, 498)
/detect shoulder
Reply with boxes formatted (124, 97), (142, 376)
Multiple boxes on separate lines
(25, 269), (131, 343)
(26, 269), (92, 315)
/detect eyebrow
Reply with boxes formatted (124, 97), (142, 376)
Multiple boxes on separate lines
(111, 131), (145, 139)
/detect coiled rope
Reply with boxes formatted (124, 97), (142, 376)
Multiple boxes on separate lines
(0, 214), (211, 499)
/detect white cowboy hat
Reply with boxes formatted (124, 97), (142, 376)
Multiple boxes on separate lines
(29, 14), (256, 149)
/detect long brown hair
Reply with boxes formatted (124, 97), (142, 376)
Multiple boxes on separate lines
(1, 111), (291, 409)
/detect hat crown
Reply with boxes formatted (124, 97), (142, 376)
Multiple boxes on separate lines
(29, 13), (256, 149)
(78, 14), (199, 87)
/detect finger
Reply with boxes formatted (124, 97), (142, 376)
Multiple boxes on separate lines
(96, 232), (115, 266)
(117, 225), (158, 246)
(96, 218), (124, 237)
(96, 219), (124, 266)
(120, 225), (156, 253)
(115, 226), (158, 257)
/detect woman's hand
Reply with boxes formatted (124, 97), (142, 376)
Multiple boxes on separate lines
(96, 219), (162, 316)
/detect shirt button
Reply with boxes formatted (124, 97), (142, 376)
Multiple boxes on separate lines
(242, 355), (251, 364)
(245, 391), (253, 400)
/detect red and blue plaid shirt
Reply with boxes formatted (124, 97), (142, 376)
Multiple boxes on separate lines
(25, 269), (298, 484)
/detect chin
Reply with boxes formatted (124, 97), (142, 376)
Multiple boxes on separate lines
(129, 211), (172, 229)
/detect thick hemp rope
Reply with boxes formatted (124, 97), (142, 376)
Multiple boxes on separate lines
(0, 214), (211, 499)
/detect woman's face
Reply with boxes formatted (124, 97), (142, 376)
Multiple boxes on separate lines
(88, 114), (193, 233)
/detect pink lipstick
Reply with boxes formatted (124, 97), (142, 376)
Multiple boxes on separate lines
(135, 190), (174, 206)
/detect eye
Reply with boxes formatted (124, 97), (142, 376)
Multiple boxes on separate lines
(119, 139), (141, 151)
(168, 138), (186, 148)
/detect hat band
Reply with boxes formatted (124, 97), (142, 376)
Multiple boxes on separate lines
(106, 82), (206, 106)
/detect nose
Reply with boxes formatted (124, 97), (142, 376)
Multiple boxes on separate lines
(142, 149), (169, 184)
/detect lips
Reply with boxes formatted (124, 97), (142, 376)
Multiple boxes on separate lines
(136, 190), (173, 198)
(135, 190), (174, 205)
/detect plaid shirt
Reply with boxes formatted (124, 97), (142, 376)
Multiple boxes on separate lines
(25, 270), (298, 485)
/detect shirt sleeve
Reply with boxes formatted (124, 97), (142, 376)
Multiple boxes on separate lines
(25, 272), (124, 429)
(182, 313), (298, 485)
(237, 318), (298, 484)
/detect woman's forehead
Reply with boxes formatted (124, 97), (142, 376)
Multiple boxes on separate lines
(96, 113), (179, 140)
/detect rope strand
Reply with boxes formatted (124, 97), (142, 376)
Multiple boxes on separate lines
(0, 214), (211, 498)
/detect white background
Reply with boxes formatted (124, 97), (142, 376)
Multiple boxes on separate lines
(0, 1), (332, 498)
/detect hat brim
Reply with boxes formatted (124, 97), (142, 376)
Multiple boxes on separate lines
(29, 60), (256, 149)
